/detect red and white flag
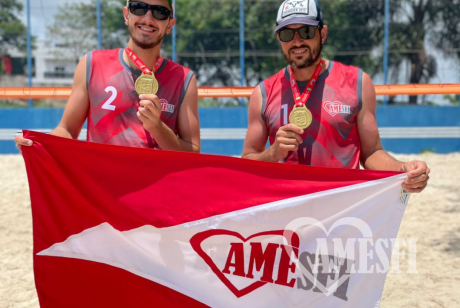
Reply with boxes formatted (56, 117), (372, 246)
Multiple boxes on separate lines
(23, 130), (409, 308)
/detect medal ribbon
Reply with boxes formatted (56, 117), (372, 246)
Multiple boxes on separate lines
(288, 59), (325, 107)
(125, 47), (163, 75)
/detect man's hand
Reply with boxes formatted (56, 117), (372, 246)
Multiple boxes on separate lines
(14, 134), (33, 154)
(401, 160), (430, 193)
(137, 94), (163, 133)
(271, 124), (304, 161)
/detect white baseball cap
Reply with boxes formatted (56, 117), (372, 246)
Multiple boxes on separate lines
(275, 0), (323, 32)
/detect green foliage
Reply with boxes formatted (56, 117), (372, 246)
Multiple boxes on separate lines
(321, 0), (383, 74)
(103, 1), (129, 49)
(244, 1), (286, 83)
(0, 0), (27, 54)
(419, 148), (435, 154)
(320, 0), (460, 105)
(46, 0), (460, 100)
(47, 0), (128, 61)
(199, 98), (241, 107)
(443, 94), (460, 105)
(173, 0), (460, 90)
(47, 2), (97, 62)
(0, 99), (27, 107)
(169, 0), (284, 86)
(169, 0), (389, 86)
(384, 0), (460, 104)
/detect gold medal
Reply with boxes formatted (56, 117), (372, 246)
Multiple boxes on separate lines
(289, 105), (312, 129)
(134, 73), (159, 95)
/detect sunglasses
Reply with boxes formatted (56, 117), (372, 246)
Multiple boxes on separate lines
(277, 25), (319, 42)
(128, 1), (172, 21)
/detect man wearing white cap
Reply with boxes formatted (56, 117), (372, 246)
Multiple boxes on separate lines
(242, 0), (430, 193)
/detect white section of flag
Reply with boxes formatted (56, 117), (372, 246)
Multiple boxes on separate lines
(39, 174), (407, 308)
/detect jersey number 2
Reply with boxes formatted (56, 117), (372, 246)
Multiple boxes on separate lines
(102, 86), (117, 111)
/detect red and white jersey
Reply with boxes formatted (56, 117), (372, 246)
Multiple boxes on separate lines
(86, 48), (194, 149)
(261, 61), (363, 168)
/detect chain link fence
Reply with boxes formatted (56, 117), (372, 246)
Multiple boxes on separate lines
(1, 0), (459, 107)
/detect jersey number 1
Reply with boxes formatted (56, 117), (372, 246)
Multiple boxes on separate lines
(281, 104), (288, 125)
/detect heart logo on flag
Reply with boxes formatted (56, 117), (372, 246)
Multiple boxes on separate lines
(323, 101), (342, 117)
(190, 229), (300, 298)
(283, 217), (373, 296)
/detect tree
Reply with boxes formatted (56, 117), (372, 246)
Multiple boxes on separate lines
(443, 94), (459, 105)
(310, 0), (460, 104)
(386, 0), (460, 104)
(0, 0), (28, 74)
(244, 0), (287, 84)
(99, 0), (129, 49)
(172, 0), (386, 87)
(47, 2), (98, 63)
(45, 0), (460, 105)
(47, 0), (127, 63)
(320, 0), (384, 75)
(174, 0), (247, 86)
(169, 0), (286, 90)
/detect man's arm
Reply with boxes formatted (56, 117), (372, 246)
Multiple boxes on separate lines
(51, 55), (90, 139)
(176, 75), (200, 152)
(14, 55), (90, 152)
(137, 75), (200, 152)
(242, 85), (303, 161)
(358, 72), (430, 192)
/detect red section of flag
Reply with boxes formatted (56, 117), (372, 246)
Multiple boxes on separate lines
(35, 257), (208, 308)
(22, 130), (400, 307)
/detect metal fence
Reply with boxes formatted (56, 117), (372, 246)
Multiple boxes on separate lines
(1, 0), (459, 107)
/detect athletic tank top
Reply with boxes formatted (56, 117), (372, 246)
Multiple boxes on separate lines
(86, 48), (194, 149)
(261, 61), (363, 169)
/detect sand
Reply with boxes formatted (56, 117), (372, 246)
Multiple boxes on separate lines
(0, 153), (459, 307)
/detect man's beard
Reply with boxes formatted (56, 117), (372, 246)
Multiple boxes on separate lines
(129, 23), (166, 49)
(285, 41), (322, 69)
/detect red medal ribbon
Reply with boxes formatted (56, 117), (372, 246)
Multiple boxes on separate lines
(288, 59), (325, 107)
(125, 47), (163, 75)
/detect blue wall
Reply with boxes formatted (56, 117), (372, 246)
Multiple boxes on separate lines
(1, 106), (459, 155)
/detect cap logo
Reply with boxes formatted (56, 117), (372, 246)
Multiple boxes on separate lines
(282, 0), (309, 18)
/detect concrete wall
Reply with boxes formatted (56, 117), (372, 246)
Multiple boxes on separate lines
(1, 107), (459, 155)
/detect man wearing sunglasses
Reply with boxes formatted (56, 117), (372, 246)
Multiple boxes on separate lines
(15, 0), (200, 153)
(242, 0), (429, 193)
